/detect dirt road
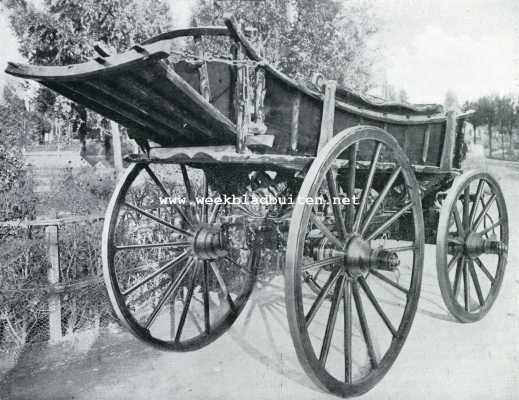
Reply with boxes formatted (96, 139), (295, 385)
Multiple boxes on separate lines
(2, 153), (518, 400)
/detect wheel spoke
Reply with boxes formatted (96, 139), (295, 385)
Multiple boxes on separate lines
(469, 179), (485, 228)
(305, 267), (341, 327)
(384, 244), (417, 252)
(447, 236), (464, 245)
(124, 202), (193, 237)
(369, 270), (409, 295)
(326, 170), (347, 239)
(115, 241), (190, 251)
(468, 260), (485, 307)
(345, 143), (358, 231)
(452, 206), (464, 236)
(144, 258), (193, 329)
(447, 253), (461, 272)
(175, 263), (198, 342)
(180, 164), (200, 223)
(208, 203), (222, 224)
(477, 218), (503, 236)
(453, 256), (464, 298)
(202, 260), (211, 333)
(319, 274), (345, 365)
(210, 261), (236, 312)
(463, 187), (470, 231)
(343, 279), (352, 384)
(224, 255), (252, 275)
(302, 256), (344, 272)
(352, 281), (378, 369)
(366, 203), (413, 241)
(360, 166), (401, 236)
(472, 193), (496, 232)
(474, 257), (495, 283)
(144, 164), (191, 228)
(358, 277), (397, 337)
(180, 164), (194, 202)
(353, 142), (383, 232)
(122, 251), (189, 296)
(201, 174), (209, 223)
(309, 213), (344, 249)
(463, 259), (470, 312)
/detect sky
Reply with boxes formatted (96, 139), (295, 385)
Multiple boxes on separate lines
(0, 0), (518, 104)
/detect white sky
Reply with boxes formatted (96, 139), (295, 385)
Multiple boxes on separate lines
(1, 0), (518, 104)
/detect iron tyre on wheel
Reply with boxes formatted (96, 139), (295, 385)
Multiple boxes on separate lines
(285, 126), (424, 397)
(102, 162), (257, 351)
(436, 170), (508, 323)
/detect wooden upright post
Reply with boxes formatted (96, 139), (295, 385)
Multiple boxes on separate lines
(45, 225), (62, 344)
(317, 81), (337, 152)
(440, 110), (457, 170)
(111, 121), (124, 175)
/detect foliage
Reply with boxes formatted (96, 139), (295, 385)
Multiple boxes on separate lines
(0, 84), (46, 148)
(0, 167), (37, 223)
(0, 230), (50, 349)
(194, 0), (378, 92)
(58, 220), (112, 335)
(7, 0), (171, 65)
(0, 85), (39, 224)
(40, 166), (116, 215)
(463, 94), (519, 156)
(5, 0), (173, 148)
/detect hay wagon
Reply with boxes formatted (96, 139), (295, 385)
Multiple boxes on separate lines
(6, 16), (509, 398)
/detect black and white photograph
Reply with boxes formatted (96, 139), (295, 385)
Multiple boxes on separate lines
(0, 0), (517, 398)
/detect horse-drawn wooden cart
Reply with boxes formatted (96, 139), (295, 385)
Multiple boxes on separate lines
(6, 16), (509, 398)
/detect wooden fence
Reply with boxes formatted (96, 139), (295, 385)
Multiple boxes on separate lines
(1, 214), (104, 344)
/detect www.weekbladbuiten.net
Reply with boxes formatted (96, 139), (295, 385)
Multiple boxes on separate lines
(158, 195), (361, 206)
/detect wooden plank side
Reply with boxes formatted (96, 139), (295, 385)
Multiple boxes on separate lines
(143, 62), (237, 141)
(263, 77), (294, 154)
(427, 122), (446, 166)
(62, 80), (177, 143)
(114, 74), (215, 142)
(84, 79), (197, 142)
(44, 81), (165, 145)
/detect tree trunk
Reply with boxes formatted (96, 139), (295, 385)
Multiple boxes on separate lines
(509, 126), (515, 157)
(488, 123), (493, 157)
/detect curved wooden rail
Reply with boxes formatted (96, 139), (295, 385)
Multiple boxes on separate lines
(5, 40), (171, 81)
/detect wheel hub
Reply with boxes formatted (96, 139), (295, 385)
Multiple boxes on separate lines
(463, 232), (507, 258)
(192, 225), (228, 260)
(311, 234), (400, 278)
(343, 235), (400, 277)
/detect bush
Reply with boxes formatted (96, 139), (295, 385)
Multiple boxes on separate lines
(42, 167), (116, 216)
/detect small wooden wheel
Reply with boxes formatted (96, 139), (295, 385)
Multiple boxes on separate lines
(285, 126), (424, 397)
(102, 163), (257, 351)
(436, 170), (508, 323)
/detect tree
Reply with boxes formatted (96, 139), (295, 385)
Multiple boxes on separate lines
(1, 85), (34, 148)
(444, 89), (459, 112)
(5, 0), (172, 154)
(193, 0), (378, 92)
(465, 95), (518, 158)
(398, 89), (409, 104)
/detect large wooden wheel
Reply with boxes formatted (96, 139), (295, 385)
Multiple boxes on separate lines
(285, 126), (424, 397)
(436, 170), (508, 323)
(102, 163), (257, 351)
